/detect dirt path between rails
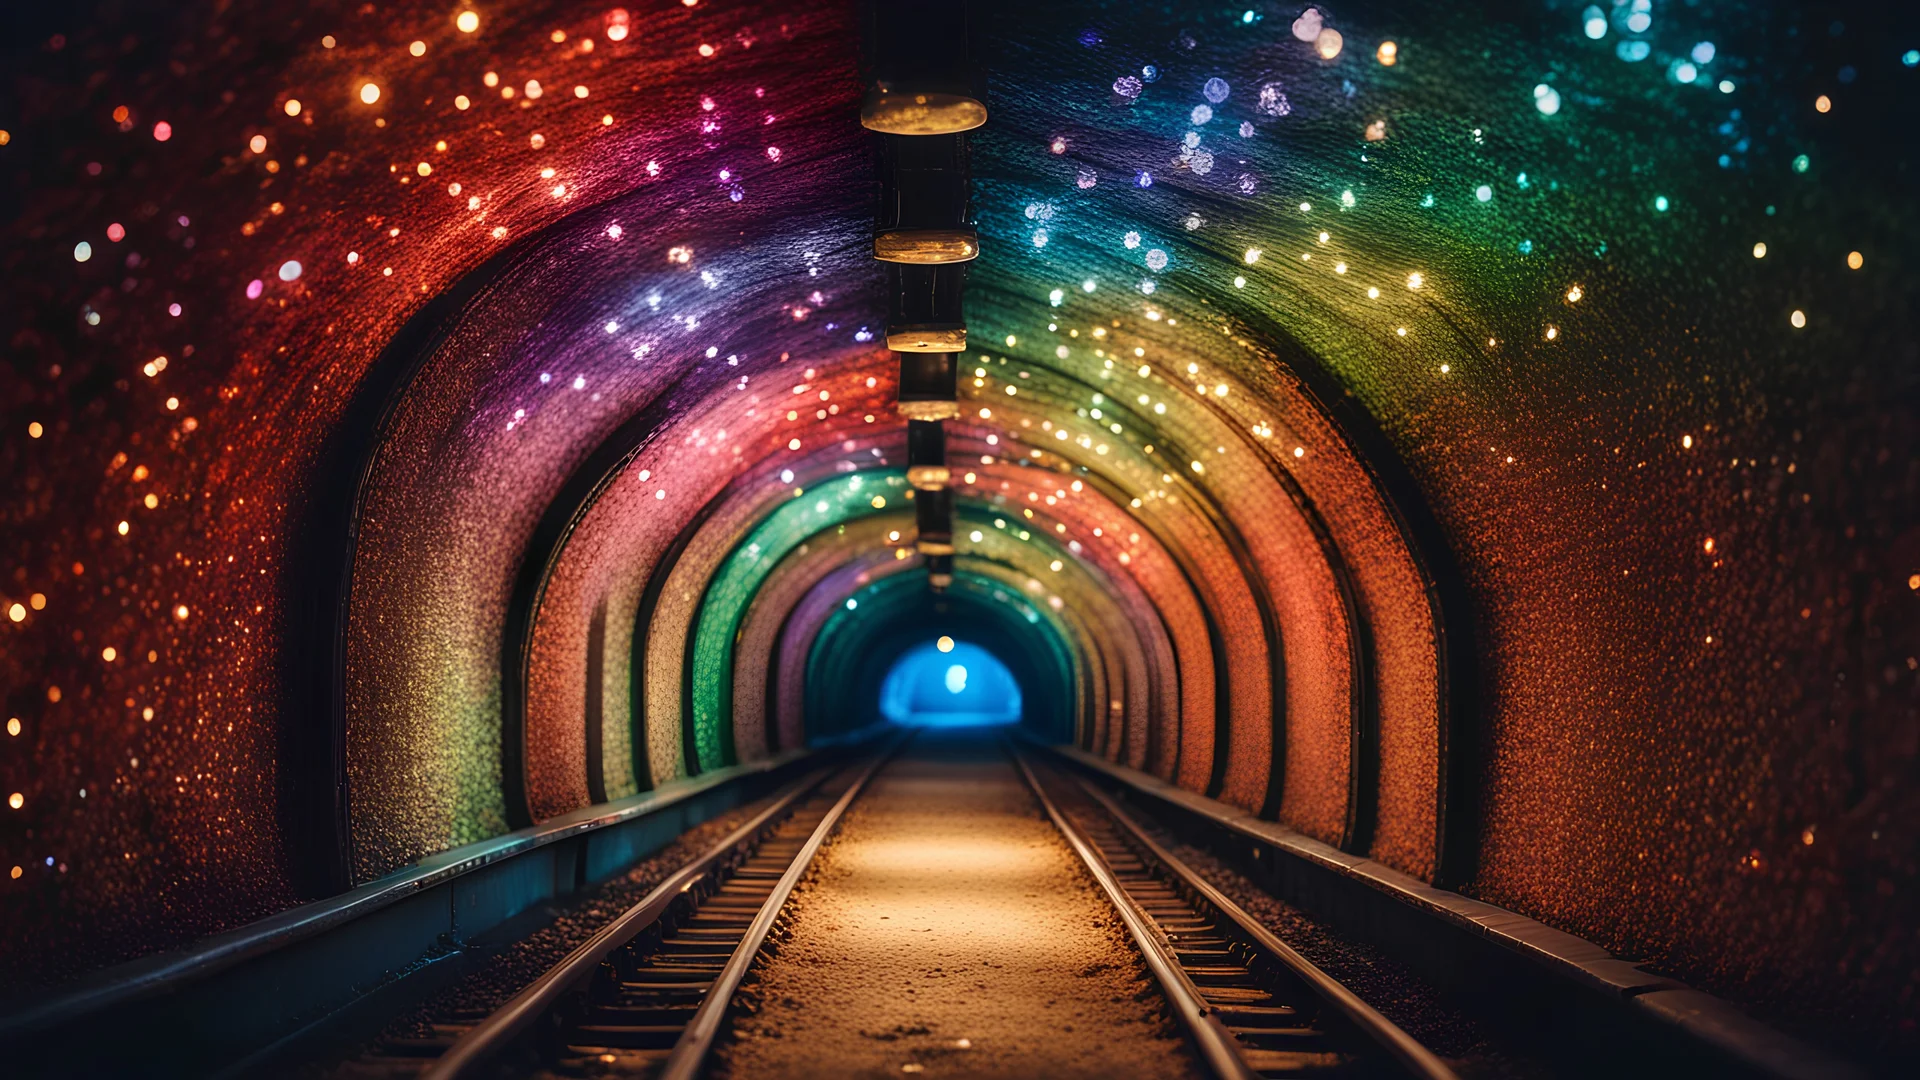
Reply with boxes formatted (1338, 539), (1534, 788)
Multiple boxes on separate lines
(717, 729), (1200, 1080)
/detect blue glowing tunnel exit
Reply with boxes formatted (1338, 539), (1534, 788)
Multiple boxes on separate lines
(878, 639), (1023, 728)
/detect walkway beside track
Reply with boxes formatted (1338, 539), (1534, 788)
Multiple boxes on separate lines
(719, 728), (1201, 1079)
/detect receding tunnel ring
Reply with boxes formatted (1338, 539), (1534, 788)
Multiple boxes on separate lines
(806, 569), (1078, 745)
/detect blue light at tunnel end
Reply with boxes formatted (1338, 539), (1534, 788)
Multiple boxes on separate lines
(880, 640), (1023, 727)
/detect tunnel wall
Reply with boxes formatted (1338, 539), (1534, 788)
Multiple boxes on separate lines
(0, 0), (872, 978)
(2, 0), (1914, 1059)
(945, 462), (1185, 769)
(966, 0), (1920, 1048)
(522, 370), (899, 816)
(732, 521), (905, 758)
(341, 120), (874, 878)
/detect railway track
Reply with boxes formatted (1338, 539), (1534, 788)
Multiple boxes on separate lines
(1008, 741), (1459, 1080)
(3, 729), (1849, 1078)
(321, 743), (898, 1080)
(319, 733), (1450, 1080)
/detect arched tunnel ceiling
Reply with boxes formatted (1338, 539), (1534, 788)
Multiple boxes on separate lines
(1, 0), (1914, 1059)
(805, 564), (1083, 742)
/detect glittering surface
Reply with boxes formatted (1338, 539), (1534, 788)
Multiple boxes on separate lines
(338, 21), (871, 873)
(0, 0), (873, 974)
(963, 0), (1920, 1052)
(732, 522), (904, 757)
(3, 0), (1916, 1057)
(945, 376), (1282, 799)
(347, 201), (872, 869)
(524, 359), (894, 820)
(773, 555), (924, 747)
(948, 460), (1190, 773)
(682, 468), (911, 769)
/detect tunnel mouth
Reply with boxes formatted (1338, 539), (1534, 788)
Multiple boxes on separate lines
(878, 638), (1023, 728)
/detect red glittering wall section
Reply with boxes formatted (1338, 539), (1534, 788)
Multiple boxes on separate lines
(0, 0), (866, 983)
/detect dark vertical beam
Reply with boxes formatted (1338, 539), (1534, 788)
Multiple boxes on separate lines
(860, 2), (987, 137)
(906, 419), (950, 489)
(867, 2), (980, 599)
(293, 234), (532, 887)
(897, 352), (961, 420)
(914, 486), (956, 557)
(584, 601), (608, 805)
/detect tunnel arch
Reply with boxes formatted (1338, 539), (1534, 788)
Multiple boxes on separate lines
(966, 264), (1460, 875)
(330, 205), (882, 873)
(732, 519), (909, 759)
(273, 0), (1478, 906)
(682, 469), (916, 770)
(805, 569), (1079, 745)
(721, 494), (1156, 759)
(517, 391), (903, 818)
(951, 367), (1287, 810)
(943, 498), (1178, 764)
(3, 0), (1909, 1058)
(310, 161), (1466, 895)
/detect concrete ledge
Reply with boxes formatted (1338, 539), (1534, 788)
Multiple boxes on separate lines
(1048, 743), (1868, 1080)
(0, 735), (877, 1074)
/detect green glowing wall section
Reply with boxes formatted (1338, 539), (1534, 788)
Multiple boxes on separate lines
(733, 519), (912, 760)
(687, 470), (911, 771)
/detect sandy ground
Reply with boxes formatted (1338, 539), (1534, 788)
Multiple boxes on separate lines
(718, 730), (1200, 1080)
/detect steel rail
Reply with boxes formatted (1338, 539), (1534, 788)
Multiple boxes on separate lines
(0, 747), (843, 1053)
(1006, 742), (1259, 1080)
(653, 741), (898, 1080)
(1069, 772), (1458, 1080)
(419, 764), (838, 1079)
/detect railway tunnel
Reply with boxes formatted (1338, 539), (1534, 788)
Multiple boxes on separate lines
(0, 0), (1915, 1076)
